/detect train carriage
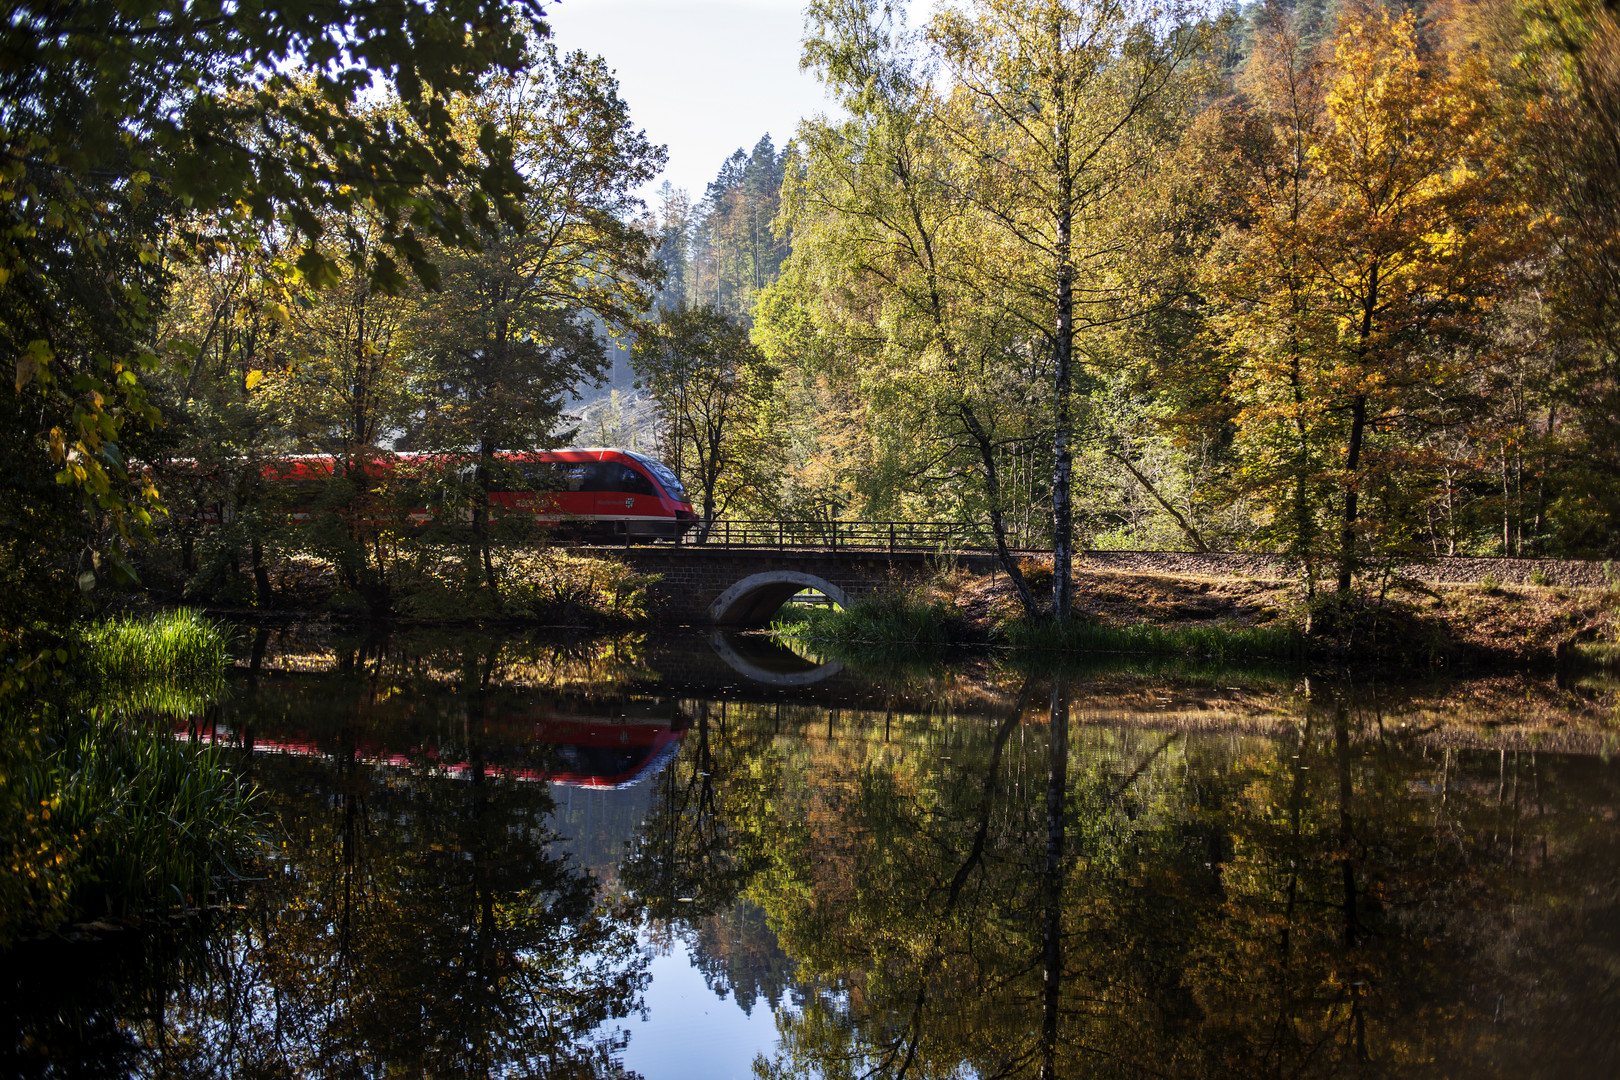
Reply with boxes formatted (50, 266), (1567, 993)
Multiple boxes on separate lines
(264, 447), (698, 541)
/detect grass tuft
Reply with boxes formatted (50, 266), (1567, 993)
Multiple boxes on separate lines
(84, 608), (232, 679)
(772, 590), (953, 652)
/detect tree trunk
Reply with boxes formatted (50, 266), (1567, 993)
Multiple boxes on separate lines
(1105, 449), (1210, 552)
(962, 405), (1039, 617)
(1338, 261), (1379, 596)
(1500, 442), (1513, 556)
(250, 537), (273, 607)
(1052, 203), (1076, 620)
(473, 438), (500, 606)
(1336, 393), (1368, 595)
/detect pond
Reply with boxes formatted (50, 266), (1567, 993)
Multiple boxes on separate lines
(6, 629), (1620, 1078)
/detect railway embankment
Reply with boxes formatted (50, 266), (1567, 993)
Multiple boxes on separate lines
(778, 553), (1620, 670)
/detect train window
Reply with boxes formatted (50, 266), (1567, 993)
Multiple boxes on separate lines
(513, 461), (600, 492)
(627, 452), (687, 500)
(603, 463), (659, 496)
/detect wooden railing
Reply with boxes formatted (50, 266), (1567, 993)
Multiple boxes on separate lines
(670, 519), (1041, 553)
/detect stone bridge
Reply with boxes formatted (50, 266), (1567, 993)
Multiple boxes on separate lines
(603, 547), (1001, 625)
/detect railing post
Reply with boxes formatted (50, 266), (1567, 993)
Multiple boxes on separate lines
(889, 522), (895, 553)
(778, 520), (784, 552)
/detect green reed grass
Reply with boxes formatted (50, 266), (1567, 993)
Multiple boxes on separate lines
(1, 708), (261, 942)
(62, 714), (257, 914)
(96, 676), (228, 719)
(773, 591), (952, 651)
(85, 608), (232, 679)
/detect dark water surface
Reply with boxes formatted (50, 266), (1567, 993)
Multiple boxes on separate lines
(7, 630), (1620, 1078)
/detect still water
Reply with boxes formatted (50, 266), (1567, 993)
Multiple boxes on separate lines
(7, 629), (1620, 1078)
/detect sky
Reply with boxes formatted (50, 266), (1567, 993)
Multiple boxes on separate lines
(543, 0), (843, 206)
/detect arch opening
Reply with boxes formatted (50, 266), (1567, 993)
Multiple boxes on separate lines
(707, 571), (850, 625)
(708, 631), (844, 686)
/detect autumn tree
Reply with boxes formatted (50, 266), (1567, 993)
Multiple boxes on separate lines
(925, 0), (1213, 619)
(1208, 5), (1525, 604)
(144, 218), (309, 604)
(1509, 0), (1620, 555)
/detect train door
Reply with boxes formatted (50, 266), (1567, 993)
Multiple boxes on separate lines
(543, 460), (600, 523)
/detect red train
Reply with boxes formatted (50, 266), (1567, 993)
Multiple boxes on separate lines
(178, 710), (689, 789)
(264, 447), (698, 541)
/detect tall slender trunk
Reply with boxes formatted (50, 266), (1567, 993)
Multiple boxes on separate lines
(1336, 393), (1367, 594)
(473, 436), (500, 605)
(1290, 358), (1317, 597)
(1337, 263), (1379, 596)
(1052, 191), (1076, 620)
(1500, 442), (1514, 556)
(250, 537), (272, 607)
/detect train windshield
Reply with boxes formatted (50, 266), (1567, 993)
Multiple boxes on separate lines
(628, 452), (687, 501)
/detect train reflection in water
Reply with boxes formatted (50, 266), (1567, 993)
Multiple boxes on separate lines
(178, 707), (690, 790)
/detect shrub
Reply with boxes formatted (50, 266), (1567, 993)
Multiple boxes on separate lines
(1018, 556), (1054, 591)
(1530, 569), (1552, 587)
(502, 550), (658, 624)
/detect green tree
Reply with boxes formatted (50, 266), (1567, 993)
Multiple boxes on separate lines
(926, 0), (1213, 619)
(412, 43), (664, 600)
(779, 0), (1049, 611)
(1, 0), (541, 545)
(691, 136), (793, 313)
(632, 304), (780, 537)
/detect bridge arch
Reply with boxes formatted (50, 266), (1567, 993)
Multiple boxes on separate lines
(707, 571), (848, 625)
(708, 632), (844, 685)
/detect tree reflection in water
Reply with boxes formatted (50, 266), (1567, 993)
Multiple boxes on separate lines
(5, 641), (649, 1079)
(739, 679), (1620, 1080)
(6, 632), (1619, 1079)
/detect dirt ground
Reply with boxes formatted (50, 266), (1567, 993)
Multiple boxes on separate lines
(944, 563), (1619, 667)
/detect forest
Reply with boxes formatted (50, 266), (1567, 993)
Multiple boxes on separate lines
(4, 0), (1620, 1020)
(4, 0), (1619, 635)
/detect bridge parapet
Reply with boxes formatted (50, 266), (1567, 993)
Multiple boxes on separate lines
(599, 546), (990, 625)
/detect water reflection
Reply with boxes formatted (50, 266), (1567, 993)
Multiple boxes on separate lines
(5, 630), (1619, 1079)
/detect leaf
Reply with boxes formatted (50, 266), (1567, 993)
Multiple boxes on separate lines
(245, 369), (265, 390)
(15, 339), (52, 390)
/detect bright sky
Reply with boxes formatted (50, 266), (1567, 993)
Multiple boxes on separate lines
(543, 0), (842, 205)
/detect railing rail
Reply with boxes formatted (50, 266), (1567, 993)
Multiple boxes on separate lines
(671, 519), (1042, 553)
